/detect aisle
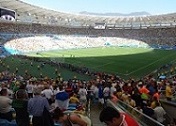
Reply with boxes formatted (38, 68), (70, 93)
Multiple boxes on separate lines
(90, 103), (103, 126)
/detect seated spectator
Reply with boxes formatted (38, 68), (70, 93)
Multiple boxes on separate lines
(52, 107), (91, 126)
(126, 94), (136, 107)
(150, 97), (158, 109)
(0, 118), (17, 126)
(142, 101), (154, 117)
(99, 106), (139, 126)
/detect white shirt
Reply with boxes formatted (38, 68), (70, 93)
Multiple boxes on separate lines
(110, 87), (116, 95)
(103, 87), (110, 97)
(154, 106), (166, 123)
(93, 87), (99, 98)
(26, 84), (33, 93)
(78, 88), (87, 100)
(41, 89), (53, 99)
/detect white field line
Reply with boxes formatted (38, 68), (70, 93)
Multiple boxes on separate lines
(92, 62), (127, 76)
(92, 62), (114, 69)
(146, 57), (176, 76)
(126, 52), (176, 76)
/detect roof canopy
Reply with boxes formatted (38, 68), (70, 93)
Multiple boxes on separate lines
(1, 0), (176, 28)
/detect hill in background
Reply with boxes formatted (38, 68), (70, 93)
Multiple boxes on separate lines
(79, 11), (151, 16)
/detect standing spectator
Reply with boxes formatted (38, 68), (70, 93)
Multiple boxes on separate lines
(98, 83), (104, 105)
(0, 89), (13, 122)
(26, 81), (34, 98)
(93, 84), (99, 103)
(103, 84), (111, 107)
(55, 85), (69, 111)
(138, 84), (150, 101)
(131, 88), (142, 107)
(165, 82), (173, 101)
(153, 89), (160, 101)
(12, 89), (29, 126)
(28, 88), (50, 126)
(78, 85), (87, 107)
(41, 85), (54, 105)
(99, 106), (139, 126)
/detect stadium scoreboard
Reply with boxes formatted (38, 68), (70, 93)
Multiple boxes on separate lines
(0, 7), (16, 21)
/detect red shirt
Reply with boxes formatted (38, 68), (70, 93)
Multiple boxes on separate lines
(121, 113), (139, 126)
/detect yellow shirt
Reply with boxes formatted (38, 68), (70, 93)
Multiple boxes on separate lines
(165, 85), (172, 98)
(69, 96), (79, 104)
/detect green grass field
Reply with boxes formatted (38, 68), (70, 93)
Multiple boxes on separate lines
(0, 56), (92, 81)
(26, 47), (176, 80)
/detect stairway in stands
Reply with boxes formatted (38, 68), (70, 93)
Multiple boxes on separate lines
(90, 103), (103, 126)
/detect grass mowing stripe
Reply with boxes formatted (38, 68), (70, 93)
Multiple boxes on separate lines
(126, 51), (176, 76)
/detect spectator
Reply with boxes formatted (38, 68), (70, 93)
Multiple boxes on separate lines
(78, 85), (87, 107)
(52, 107), (91, 126)
(153, 102), (166, 124)
(99, 106), (139, 126)
(28, 88), (50, 126)
(12, 89), (29, 126)
(103, 84), (111, 107)
(142, 101), (154, 117)
(165, 82), (173, 101)
(41, 85), (54, 105)
(55, 85), (69, 111)
(126, 94), (136, 108)
(0, 88), (13, 122)
(138, 84), (150, 101)
(110, 92), (118, 104)
(69, 93), (79, 104)
(26, 81), (34, 98)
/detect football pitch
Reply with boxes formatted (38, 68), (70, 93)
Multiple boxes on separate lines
(27, 47), (176, 80)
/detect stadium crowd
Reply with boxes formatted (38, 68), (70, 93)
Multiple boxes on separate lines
(3, 35), (149, 54)
(0, 21), (176, 48)
(0, 55), (175, 125)
(1, 21), (176, 126)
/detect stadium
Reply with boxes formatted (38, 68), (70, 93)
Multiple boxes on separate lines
(0, 0), (176, 126)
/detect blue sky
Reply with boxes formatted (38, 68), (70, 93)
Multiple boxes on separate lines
(22, 0), (176, 15)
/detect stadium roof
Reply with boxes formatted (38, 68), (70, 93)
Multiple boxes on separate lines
(1, 0), (176, 28)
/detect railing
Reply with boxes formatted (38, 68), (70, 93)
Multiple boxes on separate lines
(107, 99), (164, 126)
